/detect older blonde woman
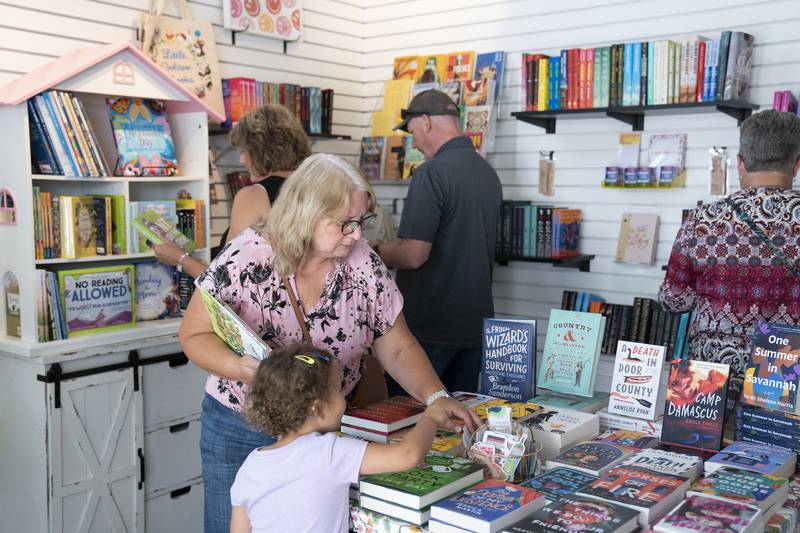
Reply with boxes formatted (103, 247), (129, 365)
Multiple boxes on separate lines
(152, 104), (311, 278)
(179, 154), (481, 533)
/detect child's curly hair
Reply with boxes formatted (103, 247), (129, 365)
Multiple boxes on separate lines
(246, 343), (335, 437)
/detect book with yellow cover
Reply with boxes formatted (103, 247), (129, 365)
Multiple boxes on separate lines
(371, 110), (397, 137)
(392, 56), (419, 80)
(416, 54), (448, 84)
(382, 79), (413, 116)
(59, 195), (97, 259)
(446, 51), (476, 82)
(199, 287), (269, 360)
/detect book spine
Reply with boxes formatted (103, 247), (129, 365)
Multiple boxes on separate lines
(672, 42), (681, 104)
(560, 50), (568, 109)
(544, 207), (553, 258)
(36, 95), (77, 176)
(608, 46), (617, 107)
(579, 48), (587, 109)
(632, 42), (641, 106)
(695, 41), (706, 102)
(58, 91), (97, 176)
(532, 56), (540, 111)
(587, 48), (595, 109)
(629, 297), (642, 342)
(616, 44), (624, 106)
(672, 312), (690, 358)
(716, 32), (731, 101)
(593, 48), (601, 108)
(561, 290), (570, 311)
(71, 95), (109, 176)
(608, 304), (623, 355)
(49, 91), (88, 176)
(647, 41), (655, 105)
(622, 43), (632, 106)
(27, 100), (62, 175)
(637, 298), (652, 343)
(639, 41), (647, 106)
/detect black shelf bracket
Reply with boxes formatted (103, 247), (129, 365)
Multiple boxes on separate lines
(514, 114), (556, 134)
(716, 103), (753, 125)
(606, 111), (645, 131)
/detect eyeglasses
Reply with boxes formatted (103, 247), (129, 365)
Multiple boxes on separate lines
(294, 349), (332, 365)
(341, 213), (377, 235)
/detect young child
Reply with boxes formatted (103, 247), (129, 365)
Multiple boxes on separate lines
(230, 343), (452, 533)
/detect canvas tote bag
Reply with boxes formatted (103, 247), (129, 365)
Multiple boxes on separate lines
(138, 0), (225, 120)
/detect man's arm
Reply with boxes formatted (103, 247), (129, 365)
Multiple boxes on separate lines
(377, 238), (432, 270)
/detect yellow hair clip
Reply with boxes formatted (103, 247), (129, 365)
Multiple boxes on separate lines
(294, 355), (317, 365)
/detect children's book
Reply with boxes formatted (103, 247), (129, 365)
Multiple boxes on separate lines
(134, 261), (179, 321)
(742, 322), (800, 415)
(688, 468), (789, 511)
(415, 54), (448, 84)
(620, 448), (703, 481)
(340, 396), (425, 434)
(440, 81), (462, 106)
(359, 453), (484, 510)
(58, 195), (97, 259)
(429, 479), (546, 533)
(474, 51), (505, 100)
(705, 441), (797, 478)
(505, 495), (639, 533)
(462, 79), (495, 107)
(653, 495), (762, 533)
(615, 213), (659, 265)
(198, 287), (269, 360)
(608, 340), (667, 420)
(546, 440), (634, 477)
(444, 51), (476, 82)
(538, 309), (605, 398)
(480, 318), (536, 402)
(520, 467), (597, 502)
(578, 466), (691, 527)
(58, 265), (135, 337)
(349, 503), (428, 533)
(106, 97), (178, 177)
(392, 55), (420, 80)
(660, 358), (730, 452)
(132, 209), (197, 254)
(359, 136), (385, 181)
(129, 200), (177, 253)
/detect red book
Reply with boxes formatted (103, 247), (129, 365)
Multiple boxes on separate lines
(586, 48), (595, 109)
(695, 41), (706, 102)
(579, 49), (587, 109)
(340, 396), (424, 433)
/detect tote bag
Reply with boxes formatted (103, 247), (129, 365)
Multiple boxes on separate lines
(139, 0), (225, 120)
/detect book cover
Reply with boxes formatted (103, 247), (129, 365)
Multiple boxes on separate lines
(134, 261), (179, 321)
(199, 287), (269, 360)
(474, 51), (505, 100)
(521, 467), (597, 502)
(431, 479), (545, 530)
(392, 55), (419, 80)
(106, 97), (178, 177)
(58, 265), (135, 337)
(595, 429), (657, 449)
(538, 309), (605, 397)
(92, 196), (111, 256)
(462, 79), (493, 106)
(463, 106), (491, 145)
(742, 322), (800, 415)
(722, 32), (755, 101)
(479, 318), (536, 401)
(529, 390), (609, 412)
(472, 398), (541, 421)
(415, 54), (448, 84)
(349, 504), (428, 533)
(579, 466), (689, 510)
(689, 468), (788, 507)
(359, 137), (385, 181)
(615, 213), (659, 264)
(341, 396), (425, 433)
(132, 209), (196, 254)
(439, 81), (462, 106)
(445, 51), (475, 82)
(551, 208), (581, 258)
(655, 495), (760, 533)
(547, 441), (632, 476)
(58, 196), (97, 259)
(506, 495), (640, 533)
(608, 340), (666, 420)
(129, 201), (178, 253)
(402, 136), (425, 179)
(661, 358), (730, 452)
(382, 136), (405, 181)
(620, 448), (702, 480)
(706, 441), (796, 477)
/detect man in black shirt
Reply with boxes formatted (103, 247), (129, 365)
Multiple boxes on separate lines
(375, 90), (503, 393)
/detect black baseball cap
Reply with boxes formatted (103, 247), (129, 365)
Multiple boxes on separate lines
(394, 89), (460, 132)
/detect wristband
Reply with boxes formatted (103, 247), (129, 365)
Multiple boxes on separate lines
(425, 388), (450, 406)
(177, 252), (190, 273)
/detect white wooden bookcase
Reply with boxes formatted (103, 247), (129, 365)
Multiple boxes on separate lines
(0, 43), (222, 533)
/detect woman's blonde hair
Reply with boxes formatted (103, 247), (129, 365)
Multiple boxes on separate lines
(229, 104), (311, 177)
(263, 154), (376, 277)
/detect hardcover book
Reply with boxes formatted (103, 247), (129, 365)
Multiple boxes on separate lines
(359, 453), (483, 510)
(520, 467), (597, 502)
(132, 209), (197, 254)
(382, 136), (405, 181)
(660, 358), (730, 452)
(620, 448), (703, 481)
(615, 213), (659, 265)
(742, 322), (800, 415)
(106, 97), (178, 177)
(653, 495), (761, 533)
(429, 479), (546, 533)
(551, 208), (581, 259)
(608, 341), (667, 420)
(349, 503), (428, 533)
(546, 440), (633, 476)
(538, 309), (605, 398)
(688, 468), (789, 510)
(58, 265), (135, 337)
(59, 196), (97, 259)
(504, 495), (639, 533)
(199, 287), (269, 361)
(129, 200), (178, 253)
(341, 396), (425, 433)
(480, 318), (536, 401)
(134, 261), (179, 321)
(706, 441), (797, 477)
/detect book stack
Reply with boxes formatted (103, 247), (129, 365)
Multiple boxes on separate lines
(520, 407), (600, 460)
(349, 503), (430, 533)
(220, 78), (334, 135)
(705, 441), (797, 478)
(496, 202), (581, 260)
(340, 396), (425, 443)
(773, 90), (798, 114)
(521, 31), (755, 111)
(28, 90), (111, 177)
(597, 407), (663, 437)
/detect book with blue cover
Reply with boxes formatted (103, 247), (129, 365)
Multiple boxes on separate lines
(546, 440), (634, 476)
(538, 309), (605, 398)
(480, 318), (536, 401)
(520, 467), (597, 502)
(742, 322), (800, 415)
(429, 479), (546, 532)
(474, 51), (505, 100)
(106, 97), (178, 177)
(705, 441), (796, 478)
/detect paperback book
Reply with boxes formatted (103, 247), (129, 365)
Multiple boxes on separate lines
(620, 448), (703, 481)
(134, 261), (179, 321)
(607, 340), (667, 420)
(654, 495), (761, 533)
(132, 209), (197, 254)
(688, 468), (789, 511)
(358, 494), (430, 526)
(594, 429), (657, 449)
(480, 318), (536, 401)
(528, 390), (609, 413)
(520, 407), (600, 460)
(520, 467), (597, 502)
(349, 503), (428, 533)
(742, 322), (800, 415)
(199, 287), (269, 360)
(546, 440), (633, 477)
(474, 51), (505, 100)
(504, 495), (639, 533)
(705, 441), (797, 477)
(106, 97), (178, 177)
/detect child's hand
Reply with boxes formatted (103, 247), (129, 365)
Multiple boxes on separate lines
(422, 403), (451, 428)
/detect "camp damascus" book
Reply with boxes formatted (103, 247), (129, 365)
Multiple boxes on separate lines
(480, 318), (536, 401)
(607, 340), (666, 420)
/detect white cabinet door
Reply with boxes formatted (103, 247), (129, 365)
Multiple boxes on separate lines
(47, 367), (144, 533)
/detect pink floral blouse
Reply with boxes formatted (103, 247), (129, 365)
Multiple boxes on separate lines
(196, 227), (403, 412)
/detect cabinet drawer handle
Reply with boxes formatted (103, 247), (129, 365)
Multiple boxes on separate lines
(169, 355), (189, 368)
(169, 422), (190, 433)
(170, 486), (192, 499)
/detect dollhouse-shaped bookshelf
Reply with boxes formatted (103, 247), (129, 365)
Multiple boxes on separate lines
(0, 42), (223, 359)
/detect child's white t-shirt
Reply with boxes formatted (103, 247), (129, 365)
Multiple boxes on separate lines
(231, 432), (368, 533)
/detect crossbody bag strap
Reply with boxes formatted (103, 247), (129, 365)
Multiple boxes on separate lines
(282, 276), (312, 344)
(726, 196), (800, 280)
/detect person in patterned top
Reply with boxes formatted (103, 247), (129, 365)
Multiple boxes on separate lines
(659, 110), (800, 410)
(179, 153), (481, 533)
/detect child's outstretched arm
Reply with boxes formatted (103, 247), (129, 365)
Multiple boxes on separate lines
(230, 505), (251, 533)
(359, 403), (451, 475)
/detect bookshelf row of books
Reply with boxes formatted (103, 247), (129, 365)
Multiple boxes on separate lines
(220, 77), (334, 135)
(521, 30), (754, 112)
(496, 202), (581, 260)
(560, 292), (692, 359)
(358, 136), (424, 182)
(34, 261), (193, 342)
(32, 192), (205, 260)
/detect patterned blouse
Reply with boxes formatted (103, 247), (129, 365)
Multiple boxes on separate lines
(196, 227), (404, 411)
(659, 187), (800, 391)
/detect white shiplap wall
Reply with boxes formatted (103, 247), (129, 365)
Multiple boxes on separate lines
(360, 0), (800, 386)
(0, 0), (367, 243)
